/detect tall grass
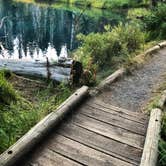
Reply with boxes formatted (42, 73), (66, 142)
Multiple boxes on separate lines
(0, 73), (72, 154)
(0, 70), (18, 105)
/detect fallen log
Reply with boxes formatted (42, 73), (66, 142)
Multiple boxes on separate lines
(158, 41), (166, 48)
(0, 59), (72, 82)
(145, 45), (160, 55)
(98, 68), (126, 90)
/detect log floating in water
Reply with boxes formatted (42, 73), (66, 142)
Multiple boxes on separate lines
(0, 59), (72, 82)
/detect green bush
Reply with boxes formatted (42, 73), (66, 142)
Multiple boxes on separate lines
(127, 8), (151, 20)
(144, 3), (166, 40)
(74, 22), (145, 69)
(112, 22), (145, 52)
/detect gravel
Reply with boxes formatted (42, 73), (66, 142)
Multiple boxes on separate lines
(96, 48), (166, 112)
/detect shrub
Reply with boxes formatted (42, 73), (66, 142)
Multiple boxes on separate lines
(144, 3), (166, 40)
(112, 22), (145, 52)
(127, 8), (151, 20)
(74, 22), (145, 69)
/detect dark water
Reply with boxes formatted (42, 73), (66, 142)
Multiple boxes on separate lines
(0, 0), (126, 61)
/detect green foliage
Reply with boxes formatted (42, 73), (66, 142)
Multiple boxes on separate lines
(0, 70), (18, 105)
(158, 139), (166, 166)
(144, 3), (166, 40)
(34, 0), (147, 9)
(112, 22), (145, 52)
(127, 8), (151, 20)
(75, 22), (145, 69)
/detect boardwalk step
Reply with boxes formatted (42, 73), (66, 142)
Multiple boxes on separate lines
(47, 134), (134, 166)
(72, 113), (145, 149)
(87, 99), (148, 124)
(79, 105), (147, 135)
(58, 123), (141, 165)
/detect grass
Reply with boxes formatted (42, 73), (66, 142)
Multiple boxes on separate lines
(0, 71), (72, 154)
(0, 70), (18, 105)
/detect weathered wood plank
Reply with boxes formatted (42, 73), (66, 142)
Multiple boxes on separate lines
(0, 86), (89, 166)
(140, 108), (162, 166)
(91, 99), (147, 119)
(47, 134), (133, 166)
(72, 114), (145, 149)
(79, 105), (146, 135)
(23, 149), (82, 166)
(57, 123), (141, 165)
(88, 100), (148, 124)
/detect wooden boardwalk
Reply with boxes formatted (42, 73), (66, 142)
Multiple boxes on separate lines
(16, 97), (148, 166)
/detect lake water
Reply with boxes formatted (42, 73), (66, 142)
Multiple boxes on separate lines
(0, 0), (126, 62)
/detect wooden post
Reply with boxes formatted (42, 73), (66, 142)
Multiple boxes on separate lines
(140, 108), (162, 166)
(46, 57), (51, 81)
(70, 60), (83, 85)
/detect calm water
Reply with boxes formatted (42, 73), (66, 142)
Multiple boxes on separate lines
(0, 0), (126, 62)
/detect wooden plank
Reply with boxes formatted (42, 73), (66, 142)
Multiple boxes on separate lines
(47, 134), (134, 166)
(0, 86), (89, 166)
(91, 99), (147, 119)
(88, 100), (148, 124)
(79, 105), (147, 136)
(23, 149), (82, 166)
(72, 114), (145, 149)
(86, 103), (147, 125)
(140, 108), (162, 166)
(58, 123), (142, 165)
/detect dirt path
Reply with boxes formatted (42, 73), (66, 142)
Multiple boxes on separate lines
(96, 48), (166, 112)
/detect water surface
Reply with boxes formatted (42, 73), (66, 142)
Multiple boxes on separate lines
(0, 0), (126, 61)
